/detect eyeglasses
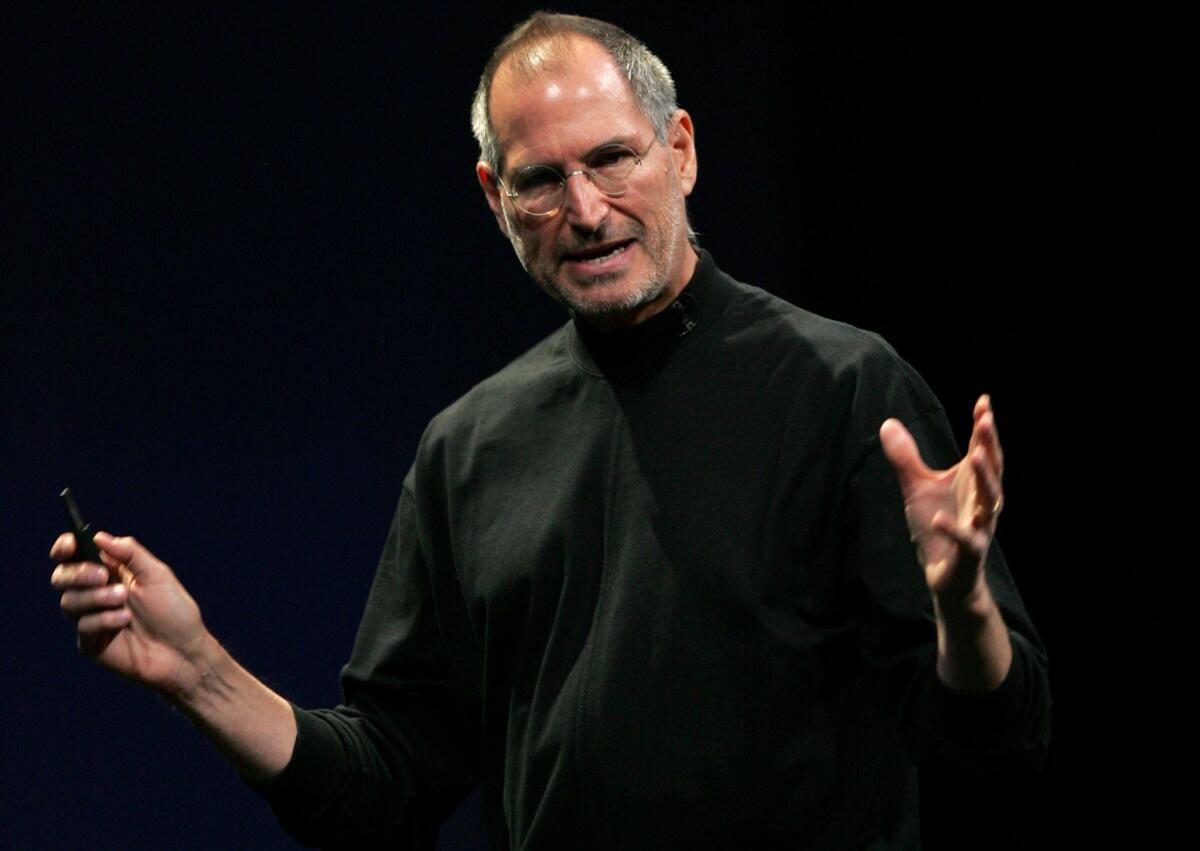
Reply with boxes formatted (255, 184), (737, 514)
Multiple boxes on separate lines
(497, 138), (656, 218)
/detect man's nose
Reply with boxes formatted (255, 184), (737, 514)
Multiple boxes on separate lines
(562, 170), (609, 231)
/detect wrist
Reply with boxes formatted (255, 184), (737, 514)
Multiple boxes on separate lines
(158, 632), (297, 782)
(933, 572), (997, 626)
(165, 631), (229, 709)
(934, 587), (1012, 694)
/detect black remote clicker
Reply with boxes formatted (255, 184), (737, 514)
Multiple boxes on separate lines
(59, 487), (106, 569)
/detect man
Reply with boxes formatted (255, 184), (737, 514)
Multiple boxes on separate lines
(51, 12), (1049, 849)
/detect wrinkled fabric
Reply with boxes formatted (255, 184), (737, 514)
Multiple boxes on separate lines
(257, 251), (1050, 849)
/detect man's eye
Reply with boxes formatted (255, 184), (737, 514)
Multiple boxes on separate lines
(513, 167), (560, 194)
(589, 147), (634, 170)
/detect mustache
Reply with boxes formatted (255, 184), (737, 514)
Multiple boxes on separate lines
(557, 223), (643, 258)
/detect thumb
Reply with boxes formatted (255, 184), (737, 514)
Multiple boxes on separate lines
(879, 418), (928, 491)
(93, 531), (165, 581)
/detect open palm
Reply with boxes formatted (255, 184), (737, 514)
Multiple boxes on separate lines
(879, 395), (1004, 604)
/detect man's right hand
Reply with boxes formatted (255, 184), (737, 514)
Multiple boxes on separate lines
(50, 531), (211, 697)
(50, 530), (298, 782)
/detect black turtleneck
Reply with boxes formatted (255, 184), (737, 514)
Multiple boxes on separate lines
(260, 250), (1050, 850)
(567, 247), (716, 378)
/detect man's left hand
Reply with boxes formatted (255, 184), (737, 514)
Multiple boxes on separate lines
(879, 395), (1012, 692)
(879, 394), (1004, 608)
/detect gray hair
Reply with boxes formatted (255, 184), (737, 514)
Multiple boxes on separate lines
(470, 12), (679, 175)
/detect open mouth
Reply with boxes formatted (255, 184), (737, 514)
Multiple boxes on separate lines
(563, 239), (635, 265)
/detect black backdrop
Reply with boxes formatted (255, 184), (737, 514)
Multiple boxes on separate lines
(4, 2), (1185, 848)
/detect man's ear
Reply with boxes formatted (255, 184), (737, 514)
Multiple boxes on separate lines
(477, 161), (509, 236)
(668, 109), (698, 197)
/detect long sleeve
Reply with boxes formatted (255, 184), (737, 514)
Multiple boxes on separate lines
(846, 403), (1051, 773)
(251, 251), (1052, 848)
(254, 481), (483, 850)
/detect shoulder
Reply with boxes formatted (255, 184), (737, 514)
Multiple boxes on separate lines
(415, 322), (578, 459)
(722, 272), (943, 417)
(699, 266), (951, 470)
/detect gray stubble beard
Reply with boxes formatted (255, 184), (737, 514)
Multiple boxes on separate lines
(502, 178), (687, 321)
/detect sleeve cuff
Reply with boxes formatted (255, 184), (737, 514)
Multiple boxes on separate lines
(923, 631), (1050, 767)
(250, 704), (347, 813)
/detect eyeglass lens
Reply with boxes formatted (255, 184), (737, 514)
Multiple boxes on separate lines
(509, 144), (642, 215)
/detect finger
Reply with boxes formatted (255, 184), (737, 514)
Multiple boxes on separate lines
(971, 448), (1004, 526)
(879, 418), (932, 491)
(973, 393), (991, 423)
(967, 395), (989, 454)
(60, 583), (128, 617)
(49, 532), (78, 562)
(93, 532), (163, 580)
(971, 396), (1004, 476)
(982, 410), (1004, 477)
(77, 606), (133, 636)
(932, 511), (990, 560)
(50, 563), (111, 590)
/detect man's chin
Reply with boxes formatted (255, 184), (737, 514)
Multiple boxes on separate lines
(549, 276), (666, 323)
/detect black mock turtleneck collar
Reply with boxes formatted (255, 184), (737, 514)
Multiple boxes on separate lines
(567, 248), (732, 378)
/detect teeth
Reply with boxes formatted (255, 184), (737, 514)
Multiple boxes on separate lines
(579, 243), (627, 263)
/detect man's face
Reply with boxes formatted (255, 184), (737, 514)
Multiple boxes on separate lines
(478, 37), (698, 328)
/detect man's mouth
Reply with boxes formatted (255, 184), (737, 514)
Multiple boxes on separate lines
(562, 239), (635, 265)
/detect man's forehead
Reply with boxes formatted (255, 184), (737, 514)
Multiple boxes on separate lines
(490, 35), (637, 158)
(493, 35), (629, 102)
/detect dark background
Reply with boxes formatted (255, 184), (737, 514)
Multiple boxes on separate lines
(3, 2), (1185, 848)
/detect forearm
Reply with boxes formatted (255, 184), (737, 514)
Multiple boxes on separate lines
(933, 585), (1013, 694)
(167, 632), (298, 784)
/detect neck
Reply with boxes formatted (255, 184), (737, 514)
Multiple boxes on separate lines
(577, 247), (699, 332)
